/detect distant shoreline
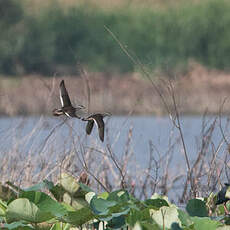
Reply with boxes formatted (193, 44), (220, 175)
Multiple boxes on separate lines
(1, 64), (230, 116)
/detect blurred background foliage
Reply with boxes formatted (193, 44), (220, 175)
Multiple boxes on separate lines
(0, 0), (230, 76)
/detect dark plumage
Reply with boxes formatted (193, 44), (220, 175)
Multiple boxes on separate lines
(82, 113), (111, 142)
(53, 80), (85, 118)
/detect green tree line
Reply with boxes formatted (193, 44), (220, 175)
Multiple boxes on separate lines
(0, 0), (230, 76)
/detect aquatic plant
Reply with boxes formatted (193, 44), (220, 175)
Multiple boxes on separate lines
(0, 172), (229, 229)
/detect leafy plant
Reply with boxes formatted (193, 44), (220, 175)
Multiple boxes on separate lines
(0, 172), (229, 229)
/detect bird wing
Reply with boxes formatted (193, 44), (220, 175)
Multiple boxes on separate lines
(92, 115), (105, 142)
(59, 80), (72, 107)
(86, 120), (94, 135)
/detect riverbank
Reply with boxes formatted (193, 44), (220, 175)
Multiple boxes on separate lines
(0, 64), (230, 116)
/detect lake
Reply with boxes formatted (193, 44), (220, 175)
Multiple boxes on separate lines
(0, 115), (228, 200)
(0, 115), (228, 163)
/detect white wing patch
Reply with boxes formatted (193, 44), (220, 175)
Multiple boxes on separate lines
(64, 112), (71, 117)
(59, 90), (64, 107)
(92, 118), (98, 128)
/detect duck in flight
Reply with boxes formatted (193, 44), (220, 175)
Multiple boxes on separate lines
(82, 113), (111, 142)
(53, 80), (85, 118)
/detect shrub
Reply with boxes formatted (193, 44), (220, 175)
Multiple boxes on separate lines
(0, 0), (230, 75)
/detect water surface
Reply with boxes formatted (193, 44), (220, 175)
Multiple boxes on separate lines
(0, 115), (228, 168)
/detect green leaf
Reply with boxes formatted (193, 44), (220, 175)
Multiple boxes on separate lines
(150, 206), (181, 229)
(59, 173), (80, 195)
(191, 217), (222, 230)
(60, 207), (95, 227)
(6, 191), (67, 223)
(24, 180), (54, 192)
(217, 226), (230, 230)
(150, 193), (171, 206)
(50, 222), (71, 230)
(0, 199), (7, 216)
(90, 195), (117, 215)
(126, 208), (151, 227)
(140, 222), (161, 230)
(111, 208), (130, 218)
(85, 192), (96, 204)
(63, 193), (88, 210)
(107, 190), (130, 203)
(49, 184), (66, 202)
(78, 182), (93, 193)
(144, 199), (169, 209)
(20, 191), (67, 218)
(186, 199), (208, 217)
(3, 221), (34, 230)
(107, 216), (126, 229)
(60, 202), (75, 212)
(178, 209), (193, 227)
(98, 192), (109, 200)
(6, 198), (53, 223)
(133, 222), (142, 230)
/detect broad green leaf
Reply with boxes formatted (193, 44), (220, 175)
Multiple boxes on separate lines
(107, 190), (130, 203)
(3, 221), (34, 229)
(111, 208), (130, 218)
(60, 207), (95, 226)
(144, 199), (169, 209)
(50, 222), (71, 230)
(60, 202), (75, 212)
(63, 193), (88, 210)
(20, 191), (67, 218)
(217, 226), (230, 230)
(133, 222), (142, 230)
(107, 216), (126, 229)
(50, 222), (62, 230)
(126, 208), (151, 227)
(186, 199), (208, 217)
(98, 192), (109, 200)
(191, 217), (222, 230)
(59, 173), (80, 195)
(90, 196), (117, 215)
(178, 209), (193, 227)
(0, 199), (7, 216)
(24, 180), (54, 192)
(85, 192), (96, 204)
(150, 193), (171, 206)
(6, 198), (53, 223)
(78, 182), (93, 193)
(49, 184), (65, 201)
(141, 222), (161, 230)
(98, 205), (130, 222)
(150, 206), (181, 229)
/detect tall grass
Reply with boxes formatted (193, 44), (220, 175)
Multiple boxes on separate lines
(1, 0), (230, 75)
(0, 108), (229, 204)
(0, 65), (229, 204)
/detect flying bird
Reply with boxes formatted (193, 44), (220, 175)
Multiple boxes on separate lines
(82, 113), (111, 142)
(53, 80), (85, 118)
